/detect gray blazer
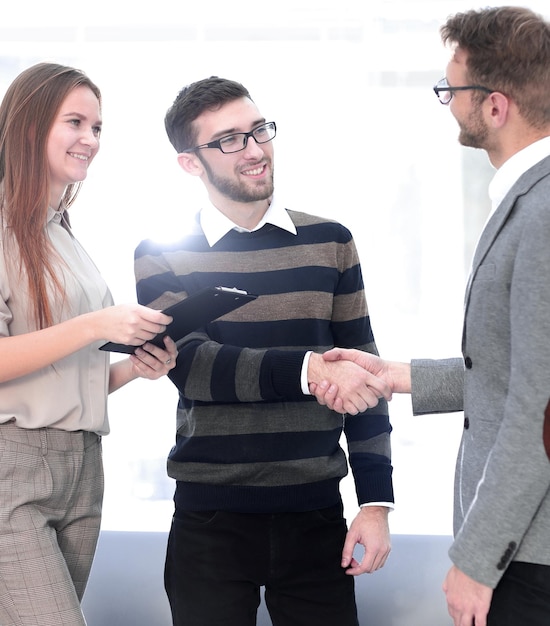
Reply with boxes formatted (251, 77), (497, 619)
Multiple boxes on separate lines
(410, 154), (550, 588)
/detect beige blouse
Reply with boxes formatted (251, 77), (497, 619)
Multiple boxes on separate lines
(0, 207), (114, 434)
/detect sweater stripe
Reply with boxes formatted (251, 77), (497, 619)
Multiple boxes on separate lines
(135, 210), (393, 512)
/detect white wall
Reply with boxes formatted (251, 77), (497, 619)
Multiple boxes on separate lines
(1, 0), (547, 536)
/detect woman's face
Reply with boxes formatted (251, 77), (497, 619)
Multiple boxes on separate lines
(47, 85), (102, 208)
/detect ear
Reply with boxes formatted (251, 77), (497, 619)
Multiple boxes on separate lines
(485, 92), (510, 129)
(177, 152), (204, 176)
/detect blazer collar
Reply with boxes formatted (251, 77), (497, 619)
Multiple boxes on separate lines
(464, 154), (550, 308)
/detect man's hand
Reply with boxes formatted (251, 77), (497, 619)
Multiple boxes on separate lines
(310, 349), (411, 413)
(307, 352), (391, 415)
(341, 506), (391, 575)
(443, 565), (493, 626)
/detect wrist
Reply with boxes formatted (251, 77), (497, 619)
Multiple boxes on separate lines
(306, 352), (327, 384)
(388, 361), (412, 393)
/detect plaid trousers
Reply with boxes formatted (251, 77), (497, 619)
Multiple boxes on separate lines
(0, 422), (103, 626)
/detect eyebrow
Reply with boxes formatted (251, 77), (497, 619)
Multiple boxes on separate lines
(61, 111), (102, 124)
(208, 118), (266, 141)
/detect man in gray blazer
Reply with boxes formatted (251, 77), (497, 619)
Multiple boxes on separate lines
(312, 6), (550, 626)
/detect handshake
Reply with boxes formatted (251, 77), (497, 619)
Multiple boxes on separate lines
(308, 348), (411, 415)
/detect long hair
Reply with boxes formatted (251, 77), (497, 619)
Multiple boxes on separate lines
(164, 76), (251, 153)
(441, 7), (550, 129)
(0, 62), (101, 329)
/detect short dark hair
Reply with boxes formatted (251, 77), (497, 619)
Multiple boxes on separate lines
(164, 76), (252, 153)
(441, 6), (550, 128)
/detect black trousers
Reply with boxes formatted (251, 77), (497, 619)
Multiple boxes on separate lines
(164, 503), (358, 626)
(488, 561), (550, 625)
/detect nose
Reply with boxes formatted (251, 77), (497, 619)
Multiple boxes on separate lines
(241, 135), (264, 158)
(81, 126), (100, 148)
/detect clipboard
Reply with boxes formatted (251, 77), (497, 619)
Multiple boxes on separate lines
(99, 286), (257, 354)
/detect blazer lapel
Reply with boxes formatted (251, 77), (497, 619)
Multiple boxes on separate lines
(462, 154), (550, 349)
(464, 154), (550, 306)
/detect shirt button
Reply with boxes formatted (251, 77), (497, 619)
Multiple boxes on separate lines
(464, 356), (473, 369)
(464, 417), (470, 429)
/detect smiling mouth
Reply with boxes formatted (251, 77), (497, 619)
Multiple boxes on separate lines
(242, 164), (265, 176)
(69, 153), (89, 161)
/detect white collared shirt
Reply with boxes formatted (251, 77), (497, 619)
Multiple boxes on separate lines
(488, 136), (550, 215)
(199, 195), (297, 247)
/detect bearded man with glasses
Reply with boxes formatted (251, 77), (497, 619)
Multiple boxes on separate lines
(133, 76), (393, 626)
(314, 6), (550, 626)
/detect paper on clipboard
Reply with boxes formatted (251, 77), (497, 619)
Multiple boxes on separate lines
(99, 286), (257, 354)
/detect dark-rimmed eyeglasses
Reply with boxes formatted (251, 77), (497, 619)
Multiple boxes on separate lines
(183, 121), (277, 154)
(433, 77), (493, 105)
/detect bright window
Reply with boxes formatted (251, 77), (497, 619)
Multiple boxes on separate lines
(2, 0), (547, 535)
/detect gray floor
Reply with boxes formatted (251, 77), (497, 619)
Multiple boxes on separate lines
(82, 532), (454, 625)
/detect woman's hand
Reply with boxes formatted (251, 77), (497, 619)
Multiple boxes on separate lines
(92, 303), (173, 346)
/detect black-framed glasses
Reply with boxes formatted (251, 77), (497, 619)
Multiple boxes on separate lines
(184, 121), (277, 154)
(433, 77), (493, 105)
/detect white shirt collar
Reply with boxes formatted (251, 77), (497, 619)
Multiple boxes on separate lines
(488, 136), (550, 215)
(200, 195), (297, 247)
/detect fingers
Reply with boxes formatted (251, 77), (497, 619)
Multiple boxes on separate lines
(364, 372), (392, 402)
(341, 532), (356, 569)
(131, 336), (177, 379)
(133, 309), (173, 343)
(312, 380), (384, 415)
(343, 537), (391, 575)
(346, 550), (390, 575)
(138, 304), (172, 327)
(104, 304), (174, 346)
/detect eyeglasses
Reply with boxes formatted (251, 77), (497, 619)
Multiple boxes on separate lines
(184, 121), (277, 154)
(433, 77), (493, 105)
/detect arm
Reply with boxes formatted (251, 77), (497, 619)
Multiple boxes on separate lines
(0, 303), (172, 384)
(312, 349), (465, 415)
(330, 235), (393, 570)
(134, 228), (392, 411)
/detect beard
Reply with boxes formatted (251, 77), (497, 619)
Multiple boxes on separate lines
(200, 155), (275, 203)
(457, 103), (489, 149)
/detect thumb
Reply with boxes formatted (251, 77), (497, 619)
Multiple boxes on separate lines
(323, 348), (345, 362)
(341, 531), (356, 568)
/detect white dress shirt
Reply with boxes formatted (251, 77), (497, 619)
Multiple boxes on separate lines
(489, 136), (550, 214)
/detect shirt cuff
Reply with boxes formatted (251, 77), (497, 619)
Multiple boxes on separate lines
(301, 351), (313, 395)
(360, 502), (395, 511)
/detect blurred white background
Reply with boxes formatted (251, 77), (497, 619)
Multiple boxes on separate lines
(1, 0), (547, 535)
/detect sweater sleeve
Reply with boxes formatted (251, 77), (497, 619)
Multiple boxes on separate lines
(168, 335), (309, 402)
(336, 235), (394, 505)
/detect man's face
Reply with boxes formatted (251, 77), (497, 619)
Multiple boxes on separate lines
(446, 49), (490, 150)
(191, 97), (275, 204)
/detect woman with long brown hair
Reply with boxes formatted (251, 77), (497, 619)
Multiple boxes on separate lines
(0, 62), (177, 625)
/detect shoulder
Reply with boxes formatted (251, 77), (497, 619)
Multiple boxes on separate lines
(515, 154), (550, 200)
(134, 218), (205, 260)
(287, 209), (354, 243)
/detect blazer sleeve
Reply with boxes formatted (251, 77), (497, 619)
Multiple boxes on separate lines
(411, 358), (464, 415)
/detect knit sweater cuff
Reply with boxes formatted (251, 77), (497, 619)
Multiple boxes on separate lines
(262, 350), (308, 400)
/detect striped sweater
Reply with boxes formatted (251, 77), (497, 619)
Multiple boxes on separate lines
(134, 209), (393, 513)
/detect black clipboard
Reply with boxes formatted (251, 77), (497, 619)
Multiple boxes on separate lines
(99, 286), (257, 354)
